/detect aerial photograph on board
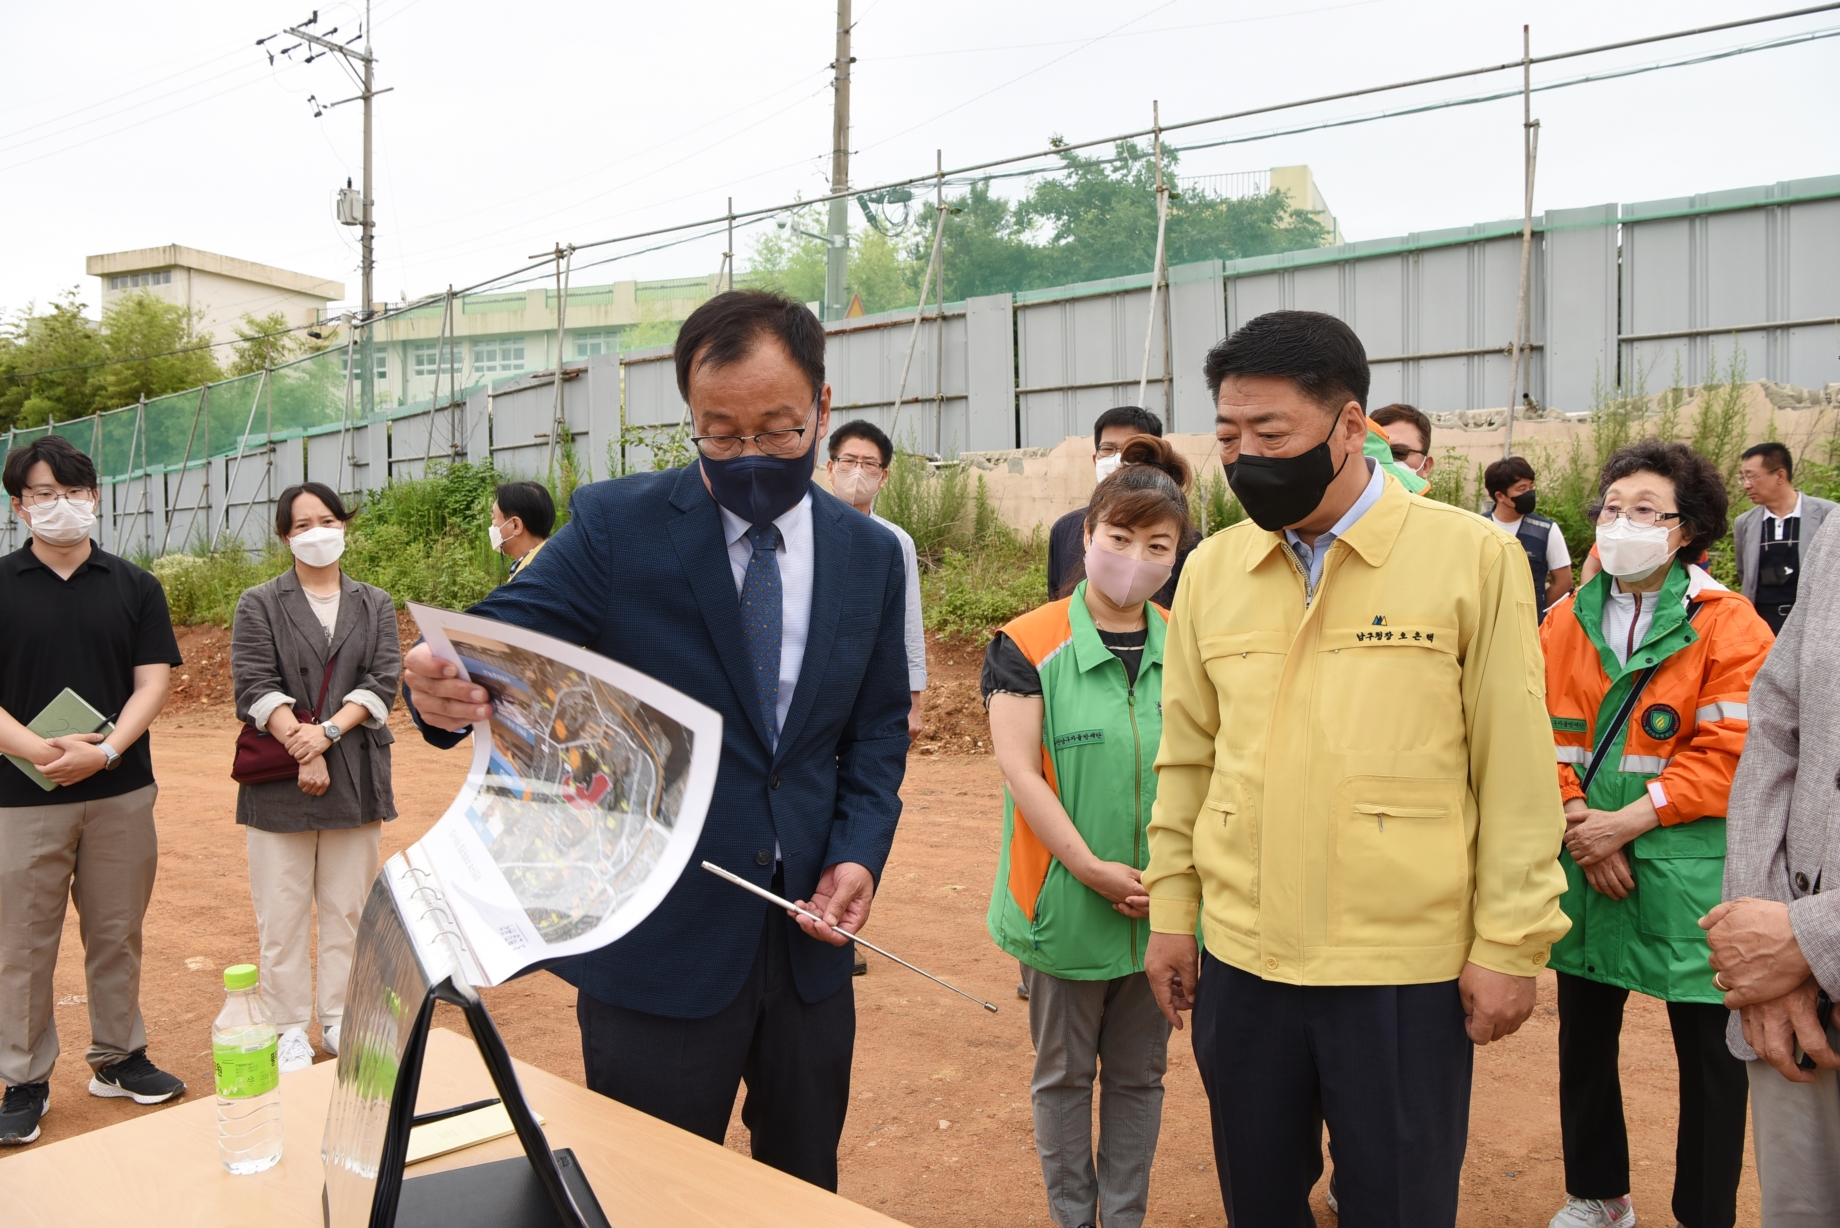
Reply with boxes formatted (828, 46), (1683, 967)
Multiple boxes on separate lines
(444, 627), (696, 943)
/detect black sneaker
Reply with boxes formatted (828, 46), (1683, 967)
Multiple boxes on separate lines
(1017, 981), (1029, 1001)
(1, 1081), (49, 1145)
(853, 946), (868, 976)
(88, 1049), (185, 1105)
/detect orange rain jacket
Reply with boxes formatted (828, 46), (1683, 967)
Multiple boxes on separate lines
(1541, 562), (1774, 1002)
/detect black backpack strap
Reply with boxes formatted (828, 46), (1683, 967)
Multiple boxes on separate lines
(1578, 600), (1703, 795)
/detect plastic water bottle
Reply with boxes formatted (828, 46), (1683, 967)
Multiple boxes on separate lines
(214, 963), (283, 1174)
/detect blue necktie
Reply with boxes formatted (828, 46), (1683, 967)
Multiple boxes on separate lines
(740, 523), (784, 746)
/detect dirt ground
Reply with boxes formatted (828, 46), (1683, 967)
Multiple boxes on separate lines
(3, 633), (1761, 1226)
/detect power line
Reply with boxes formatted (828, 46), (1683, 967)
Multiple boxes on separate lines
(553, 1), (1840, 260)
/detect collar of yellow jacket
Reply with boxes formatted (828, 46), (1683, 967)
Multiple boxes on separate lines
(1241, 471), (1414, 575)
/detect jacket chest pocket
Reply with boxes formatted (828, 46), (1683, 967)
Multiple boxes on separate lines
(1199, 633), (1287, 767)
(1328, 777), (1468, 947)
(1317, 628), (1459, 753)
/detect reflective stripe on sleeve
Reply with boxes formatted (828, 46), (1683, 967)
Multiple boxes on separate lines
(1619, 754), (1671, 775)
(1555, 745), (1588, 764)
(1695, 701), (1748, 724)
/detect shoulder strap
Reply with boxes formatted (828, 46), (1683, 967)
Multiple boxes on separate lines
(1578, 601), (1703, 794)
(310, 652), (339, 721)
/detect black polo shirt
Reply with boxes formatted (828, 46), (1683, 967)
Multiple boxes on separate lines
(0, 542), (183, 808)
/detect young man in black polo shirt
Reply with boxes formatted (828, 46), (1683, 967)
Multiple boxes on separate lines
(0, 435), (186, 1146)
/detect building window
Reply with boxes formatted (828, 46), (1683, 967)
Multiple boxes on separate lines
(574, 330), (623, 357)
(109, 269), (173, 290)
(413, 340), (461, 378)
(472, 337), (525, 373)
(340, 348), (389, 381)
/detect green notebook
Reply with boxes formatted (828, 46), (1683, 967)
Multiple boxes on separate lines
(6, 688), (115, 792)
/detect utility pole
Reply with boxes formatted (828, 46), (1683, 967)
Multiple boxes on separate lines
(1505, 23), (1541, 460)
(275, 2), (386, 418)
(826, 0), (853, 321)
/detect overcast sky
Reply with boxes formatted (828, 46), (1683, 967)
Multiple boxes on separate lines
(3, 0), (1836, 320)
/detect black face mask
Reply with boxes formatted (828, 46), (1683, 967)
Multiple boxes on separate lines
(1225, 418), (1354, 532)
(1511, 490), (1538, 517)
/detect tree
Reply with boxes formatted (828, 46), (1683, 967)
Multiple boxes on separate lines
(0, 290), (107, 429)
(88, 291), (222, 412)
(228, 310), (305, 376)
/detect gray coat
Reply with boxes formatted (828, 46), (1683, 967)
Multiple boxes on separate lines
(230, 569), (401, 833)
(1725, 511), (1840, 1059)
(1733, 493), (1837, 602)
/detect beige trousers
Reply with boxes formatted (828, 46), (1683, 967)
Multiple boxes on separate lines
(1749, 1056), (1840, 1226)
(245, 823), (381, 1033)
(0, 784), (159, 1086)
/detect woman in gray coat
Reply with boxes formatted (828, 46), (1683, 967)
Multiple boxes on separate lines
(231, 481), (399, 1074)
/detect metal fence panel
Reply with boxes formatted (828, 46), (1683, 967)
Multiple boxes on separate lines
(963, 293), (1017, 452)
(217, 446), (274, 552)
(1167, 263), (1225, 433)
(485, 367), (593, 480)
(825, 307), (969, 458)
(1017, 284), (1169, 448)
(1543, 204), (1619, 413)
(1623, 177), (1840, 390)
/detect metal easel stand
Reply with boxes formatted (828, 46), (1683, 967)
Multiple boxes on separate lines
(362, 977), (604, 1228)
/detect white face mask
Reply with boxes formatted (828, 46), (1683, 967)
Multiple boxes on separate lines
(488, 523), (507, 553)
(831, 465), (882, 507)
(26, 496), (98, 547)
(289, 524), (346, 568)
(1094, 453), (1124, 483)
(1595, 517), (1675, 582)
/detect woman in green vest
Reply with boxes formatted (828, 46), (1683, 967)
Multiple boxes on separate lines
(983, 434), (1191, 1228)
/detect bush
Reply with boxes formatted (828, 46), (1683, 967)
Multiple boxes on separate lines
(923, 529), (1048, 644)
(341, 458), (503, 608)
(151, 548), (290, 627)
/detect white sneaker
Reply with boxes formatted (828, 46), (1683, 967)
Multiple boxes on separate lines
(322, 1024), (340, 1057)
(277, 1027), (315, 1074)
(1549, 1195), (1635, 1228)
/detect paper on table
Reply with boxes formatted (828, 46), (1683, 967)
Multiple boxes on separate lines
(403, 603), (722, 986)
(405, 1103), (544, 1166)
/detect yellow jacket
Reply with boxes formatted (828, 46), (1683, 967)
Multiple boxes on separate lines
(1145, 475), (1570, 984)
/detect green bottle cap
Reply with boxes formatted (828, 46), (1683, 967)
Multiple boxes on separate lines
(224, 963), (259, 990)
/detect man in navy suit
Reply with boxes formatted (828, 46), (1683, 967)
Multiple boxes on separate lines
(402, 289), (911, 1190)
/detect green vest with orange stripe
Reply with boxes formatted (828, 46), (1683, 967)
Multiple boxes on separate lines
(986, 583), (1166, 981)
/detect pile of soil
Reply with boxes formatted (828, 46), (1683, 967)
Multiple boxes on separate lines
(914, 634), (991, 756)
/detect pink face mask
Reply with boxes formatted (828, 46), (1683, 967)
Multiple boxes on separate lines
(1084, 537), (1172, 607)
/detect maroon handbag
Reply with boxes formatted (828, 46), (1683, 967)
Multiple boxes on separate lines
(232, 654), (339, 785)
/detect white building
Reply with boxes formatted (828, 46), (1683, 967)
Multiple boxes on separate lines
(86, 244), (344, 345)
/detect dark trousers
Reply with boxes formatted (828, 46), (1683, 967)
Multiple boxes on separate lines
(575, 903), (856, 1190)
(1190, 954), (1472, 1228)
(1556, 971), (1748, 1228)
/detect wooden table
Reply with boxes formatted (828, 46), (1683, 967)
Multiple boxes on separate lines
(7, 1027), (905, 1227)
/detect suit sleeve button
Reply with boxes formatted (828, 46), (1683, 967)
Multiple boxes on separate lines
(755, 849), (773, 867)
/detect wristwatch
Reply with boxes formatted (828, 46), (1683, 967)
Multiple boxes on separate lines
(322, 722), (343, 744)
(98, 742), (122, 771)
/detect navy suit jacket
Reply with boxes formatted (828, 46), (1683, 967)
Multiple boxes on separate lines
(407, 465), (911, 1017)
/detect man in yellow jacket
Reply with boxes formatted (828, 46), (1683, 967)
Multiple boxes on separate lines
(1144, 310), (1570, 1227)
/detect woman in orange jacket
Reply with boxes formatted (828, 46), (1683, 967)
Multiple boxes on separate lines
(1539, 440), (1774, 1228)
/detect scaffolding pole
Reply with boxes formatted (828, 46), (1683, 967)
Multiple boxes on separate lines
(889, 151), (948, 446)
(158, 384), (210, 556)
(215, 366), (270, 552)
(338, 320), (358, 496)
(1137, 101), (1171, 413)
(546, 245), (574, 475)
(1505, 25), (1541, 458)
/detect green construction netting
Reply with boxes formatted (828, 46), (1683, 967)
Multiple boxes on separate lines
(2, 335), (491, 484)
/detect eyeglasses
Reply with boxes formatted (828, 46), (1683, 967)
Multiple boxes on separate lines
(831, 457), (885, 473)
(18, 489), (97, 509)
(1388, 444), (1426, 466)
(690, 402), (819, 461)
(1597, 505), (1682, 528)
